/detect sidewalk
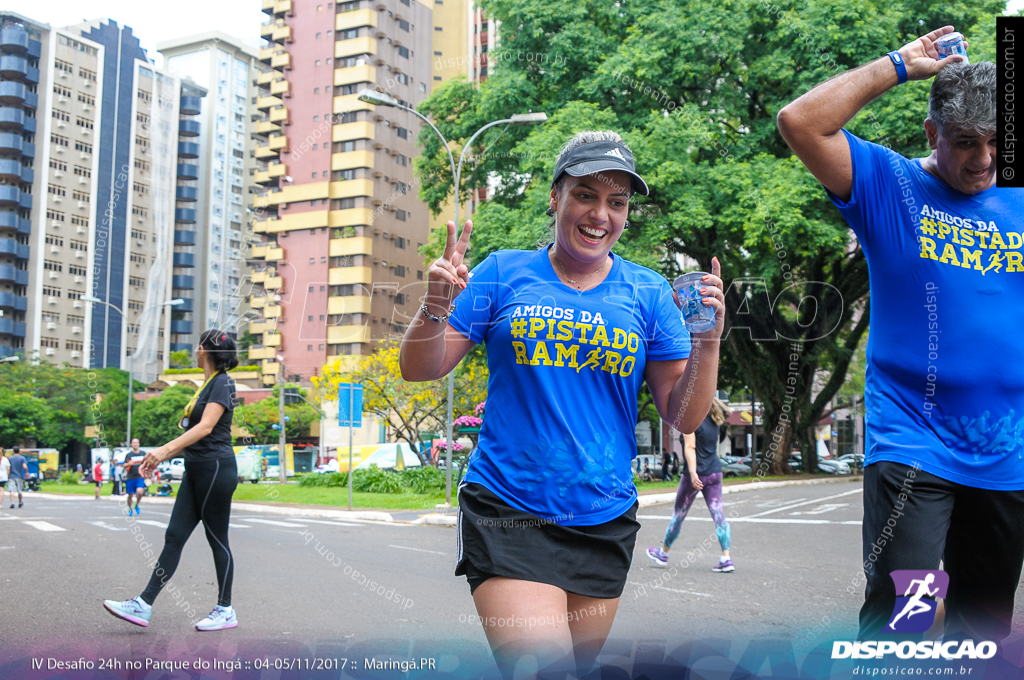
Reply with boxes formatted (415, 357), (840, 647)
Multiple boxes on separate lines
(31, 475), (860, 527)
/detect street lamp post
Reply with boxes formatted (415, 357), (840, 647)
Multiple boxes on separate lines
(82, 296), (184, 445)
(357, 89), (546, 505)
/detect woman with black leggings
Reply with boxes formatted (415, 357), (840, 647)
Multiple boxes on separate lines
(103, 329), (240, 631)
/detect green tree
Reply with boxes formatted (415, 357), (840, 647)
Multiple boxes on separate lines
(414, 0), (1002, 473)
(131, 384), (197, 446)
(0, 389), (51, 445)
(169, 350), (193, 369)
(233, 389), (318, 445)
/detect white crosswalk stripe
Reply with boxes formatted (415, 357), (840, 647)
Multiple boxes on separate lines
(88, 521), (126, 532)
(244, 518), (307, 528)
(135, 519), (168, 529)
(303, 519), (360, 527)
(24, 521), (66, 532)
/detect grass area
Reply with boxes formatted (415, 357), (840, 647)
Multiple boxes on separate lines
(38, 480), (451, 511)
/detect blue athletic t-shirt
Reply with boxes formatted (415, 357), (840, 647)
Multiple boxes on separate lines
(449, 246), (691, 525)
(828, 130), (1024, 490)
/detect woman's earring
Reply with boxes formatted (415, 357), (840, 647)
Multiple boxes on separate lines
(546, 207), (555, 217)
(624, 220), (630, 229)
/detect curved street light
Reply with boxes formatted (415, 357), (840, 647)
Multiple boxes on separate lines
(82, 296), (184, 445)
(357, 89), (547, 505)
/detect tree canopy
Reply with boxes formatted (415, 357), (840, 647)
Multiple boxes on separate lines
(414, 0), (1004, 471)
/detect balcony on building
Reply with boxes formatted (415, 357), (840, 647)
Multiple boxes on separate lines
(0, 26), (29, 53)
(327, 325), (370, 344)
(0, 131), (24, 155)
(174, 230), (196, 245)
(0, 236), (29, 259)
(172, 252), (195, 268)
(177, 141), (199, 158)
(173, 297), (193, 312)
(0, 318), (26, 337)
(171, 320), (193, 335)
(250, 243), (284, 261)
(176, 163), (198, 180)
(0, 106), (26, 131)
(176, 185), (197, 202)
(172, 274), (195, 289)
(178, 119), (200, 137)
(179, 96), (202, 116)
(0, 185), (24, 207)
(0, 292), (28, 311)
(0, 55), (29, 80)
(327, 295), (371, 315)
(0, 264), (28, 286)
(0, 157), (30, 183)
(174, 208), (197, 224)
(0, 211), (30, 234)
(169, 343), (192, 352)
(329, 236), (373, 257)
(261, 0), (294, 16)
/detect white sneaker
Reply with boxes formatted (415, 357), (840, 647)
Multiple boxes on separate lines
(195, 605), (237, 631)
(103, 597), (152, 627)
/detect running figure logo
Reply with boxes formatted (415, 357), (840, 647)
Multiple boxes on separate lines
(886, 570), (950, 633)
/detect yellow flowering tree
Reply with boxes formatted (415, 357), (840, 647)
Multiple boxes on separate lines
(313, 340), (488, 452)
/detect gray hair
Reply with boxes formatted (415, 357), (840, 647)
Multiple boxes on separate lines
(928, 62), (996, 136)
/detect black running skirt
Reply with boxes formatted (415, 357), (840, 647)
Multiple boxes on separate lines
(455, 482), (640, 599)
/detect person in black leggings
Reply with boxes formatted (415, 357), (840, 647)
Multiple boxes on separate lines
(103, 329), (240, 631)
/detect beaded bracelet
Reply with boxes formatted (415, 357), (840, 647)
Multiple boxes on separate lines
(420, 303), (456, 323)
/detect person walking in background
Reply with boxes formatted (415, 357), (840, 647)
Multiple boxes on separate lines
(661, 451), (673, 482)
(648, 398), (733, 572)
(0, 449), (10, 508)
(93, 459), (104, 500)
(103, 329), (240, 632)
(7, 447), (27, 509)
(124, 438), (146, 515)
(111, 457), (123, 496)
(400, 129), (725, 679)
(778, 26), (1024, 642)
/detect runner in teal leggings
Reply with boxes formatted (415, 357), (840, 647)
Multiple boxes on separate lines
(648, 399), (733, 572)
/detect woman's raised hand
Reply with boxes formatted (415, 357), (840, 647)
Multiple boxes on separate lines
(425, 219), (473, 312)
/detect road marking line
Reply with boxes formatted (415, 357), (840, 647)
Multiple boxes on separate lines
(228, 523), (251, 529)
(134, 520), (169, 529)
(790, 503), (849, 516)
(24, 521), (66, 532)
(88, 521), (125, 532)
(637, 514), (861, 525)
(245, 518), (307, 528)
(388, 544), (445, 555)
(740, 488), (863, 519)
(627, 581), (712, 597)
(304, 519), (361, 527)
(0, 546), (14, 549)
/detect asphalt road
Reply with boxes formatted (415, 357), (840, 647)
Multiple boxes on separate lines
(1, 480), (1022, 678)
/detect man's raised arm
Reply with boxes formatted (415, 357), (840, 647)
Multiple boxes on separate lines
(777, 26), (966, 202)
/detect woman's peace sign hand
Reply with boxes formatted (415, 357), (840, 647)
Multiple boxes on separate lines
(425, 219), (473, 312)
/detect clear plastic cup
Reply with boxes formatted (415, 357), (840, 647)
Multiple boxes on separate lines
(673, 272), (717, 333)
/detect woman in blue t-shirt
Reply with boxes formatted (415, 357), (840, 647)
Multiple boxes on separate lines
(102, 329), (240, 633)
(400, 130), (726, 678)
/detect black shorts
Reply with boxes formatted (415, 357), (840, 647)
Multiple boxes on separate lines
(455, 482), (640, 599)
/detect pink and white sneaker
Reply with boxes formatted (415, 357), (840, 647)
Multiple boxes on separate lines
(195, 605), (238, 631)
(103, 597), (152, 627)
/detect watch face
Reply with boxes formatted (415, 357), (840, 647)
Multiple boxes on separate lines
(179, 418), (189, 429)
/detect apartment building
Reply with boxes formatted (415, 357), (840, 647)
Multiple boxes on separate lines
(158, 33), (262, 339)
(0, 13), (201, 383)
(247, 0), (437, 386)
(0, 13), (40, 359)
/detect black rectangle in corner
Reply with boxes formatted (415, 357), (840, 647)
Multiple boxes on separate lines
(997, 16), (1024, 188)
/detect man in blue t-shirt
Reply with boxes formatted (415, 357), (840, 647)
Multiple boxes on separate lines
(779, 27), (1024, 642)
(7, 446), (28, 509)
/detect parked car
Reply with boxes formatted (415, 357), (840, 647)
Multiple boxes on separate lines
(817, 458), (852, 475)
(838, 453), (864, 470)
(722, 460), (752, 478)
(156, 458), (185, 481)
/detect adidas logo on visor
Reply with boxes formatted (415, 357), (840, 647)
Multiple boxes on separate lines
(604, 147), (627, 160)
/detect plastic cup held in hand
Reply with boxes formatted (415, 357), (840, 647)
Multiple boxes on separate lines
(673, 272), (717, 333)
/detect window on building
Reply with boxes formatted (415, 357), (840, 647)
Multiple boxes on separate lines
(49, 159), (67, 171)
(399, 20), (409, 31)
(398, 46), (409, 58)
(78, 93), (95, 106)
(73, 165), (91, 178)
(53, 84), (72, 97)
(75, 141), (93, 154)
(51, 134), (69, 147)
(52, 109), (70, 122)
(339, 28), (358, 39)
(395, 209), (406, 221)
